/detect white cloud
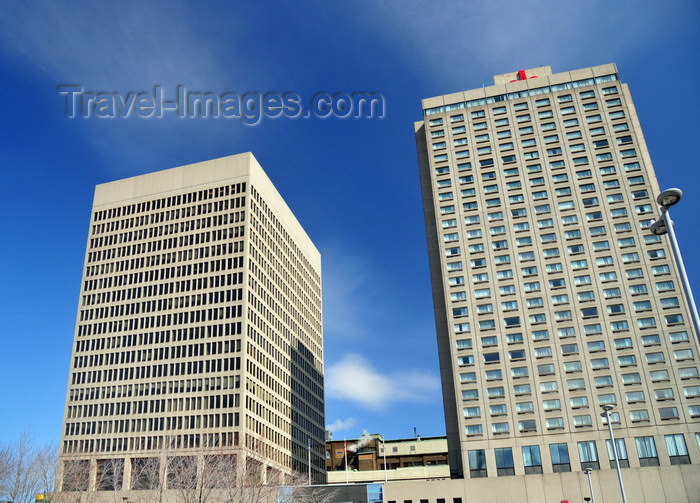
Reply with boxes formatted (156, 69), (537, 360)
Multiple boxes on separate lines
(326, 353), (440, 410)
(326, 417), (357, 435)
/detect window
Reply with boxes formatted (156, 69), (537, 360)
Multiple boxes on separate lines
(546, 445), (569, 474)
(516, 401), (534, 414)
(642, 335), (661, 346)
(549, 278), (566, 289)
(655, 388), (674, 401)
(607, 304), (625, 315)
(479, 320), (496, 331)
(464, 426), (489, 444)
(460, 372), (476, 383)
(661, 298), (680, 310)
(578, 291), (595, 302)
(487, 386), (505, 398)
(540, 381), (558, 393)
(495, 448), (515, 476)
(567, 378), (585, 391)
(524, 282), (540, 292)
(614, 337), (633, 349)
(543, 398), (561, 411)
(666, 434), (691, 465)
(573, 414), (592, 428)
(636, 436), (659, 466)
(610, 320), (629, 332)
(531, 330), (549, 342)
(659, 407), (680, 420)
(499, 285), (516, 296)
(564, 361), (583, 373)
(462, 389), (478, 401)
(490, 404), (507, 416)
(455, 338), (472, 349)
(684, 385), (700, 398)
(538, 364), (555, 376)
(618, 354), (637, 367)
(463, 406), (481, 418)
(492, 422), (510, 435)
(513, 384), (532, 396)
(511, 366), (528, 378)
(497, 270), (514, 280)
(621, 372), (641, 385)
(534, 347), (552, 358)
(507, 333), (524, 344)
(595, 375), (613, 388)
(574, 275), (592, 286)
(522, 446), (542, 474)
(674, 349), (694, 361)
(665, 314), (684, 326)
(679, 368), (699, 380)
(468, 449), (487, 478)
(570, 396), (590, 409)
(588, 340), (606, 352)
(578, 441), (600, 470)
(606, 439), (629, 469)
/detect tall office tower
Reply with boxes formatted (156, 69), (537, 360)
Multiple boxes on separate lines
(59, 153), (325, 493)
(416, 64), (700, 481)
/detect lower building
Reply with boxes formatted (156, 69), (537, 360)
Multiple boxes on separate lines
(326, 435), (449, 484)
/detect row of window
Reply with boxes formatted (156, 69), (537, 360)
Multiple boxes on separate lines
(463, 386), (700, 411)
(468, 434), (693, 478)
(423, 75), (618, 116)
(463, 404), (698, 435)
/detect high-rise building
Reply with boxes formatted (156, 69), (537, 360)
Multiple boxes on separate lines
(58, 153), (325, 492)
(415, 64), (700, 482)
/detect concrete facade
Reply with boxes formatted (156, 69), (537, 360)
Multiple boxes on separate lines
(58, 153), (325, 492)
(415, 63), (700, 496)
(383, 464), (699, 503)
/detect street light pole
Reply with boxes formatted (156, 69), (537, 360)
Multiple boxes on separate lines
(601, 405), (627, 503)
(650, 189), (700, 342)
(382, 436), (387, 483)
(584, 467), (596, 503)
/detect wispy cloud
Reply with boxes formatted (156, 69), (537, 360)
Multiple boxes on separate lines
(361, 0), (673, 91)
(0, 1), (229, 88)
(0, 1), (260, 169)
(326, 353), (440, 410)
(320, 242), (387, 342)
(326, 417), (357, 435)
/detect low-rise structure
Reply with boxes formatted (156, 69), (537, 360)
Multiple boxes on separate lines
(326, 435), (449, 484)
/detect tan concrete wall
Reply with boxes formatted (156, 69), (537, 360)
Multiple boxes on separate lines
(385, 464), (700, 503)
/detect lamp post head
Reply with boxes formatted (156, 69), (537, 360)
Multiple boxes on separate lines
(601, 404), (614, 412)
(650, 219), (667, 236)
(657, 188), (683, 208)
(585, 467), (593, 475)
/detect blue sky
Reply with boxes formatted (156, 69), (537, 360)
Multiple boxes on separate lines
(0, 0), (698, 447)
